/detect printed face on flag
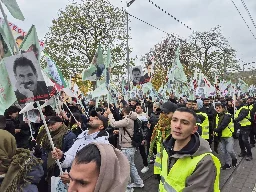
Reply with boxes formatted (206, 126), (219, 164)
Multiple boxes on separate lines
(196, 87), (206, 98)
(4, 52), (49, 104)
(130, 66), (143, 85)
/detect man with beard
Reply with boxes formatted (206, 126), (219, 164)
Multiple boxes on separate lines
(52, 112), (109, 167)
(52, 111), (109, 184)
(13, 56), (48, 104)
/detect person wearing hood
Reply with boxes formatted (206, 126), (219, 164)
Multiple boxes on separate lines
(0, 129), (44, 192)
(68, 143), (130, 192)
(192, 99), (209, 141)
(214, 103), (237, 170)
(148, 101), (177, 181)
(159, 107), (221, 192)
(234, 100), (252, 161)
(106, 106), (144, 190)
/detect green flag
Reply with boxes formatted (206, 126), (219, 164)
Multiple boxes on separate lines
(0, 21), (14, 56)
(19, 25), (40, 60)
(0, 61), (16, 115)
(170, 47), (187, 83)
(2, 0), (25, 21)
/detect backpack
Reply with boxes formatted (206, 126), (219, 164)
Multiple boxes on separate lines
(124, 118), (143, 148)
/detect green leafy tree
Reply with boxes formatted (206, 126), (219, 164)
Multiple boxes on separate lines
(44, 0), (131, 91)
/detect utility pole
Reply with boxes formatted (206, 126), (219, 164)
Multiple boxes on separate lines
(126, 0), (136, 91)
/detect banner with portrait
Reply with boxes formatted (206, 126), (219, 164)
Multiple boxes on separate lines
(130, 66), (143, 86)
(4, 52), (49, 104)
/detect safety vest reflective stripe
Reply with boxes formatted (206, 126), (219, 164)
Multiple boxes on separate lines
(234, 106), (251, 126)
(159, 149), (221, 192)
(197, 112), (209, 139)
(216, 113), (234, 138)
(159, 177), (176, 192)
(154, 141), (162, 174)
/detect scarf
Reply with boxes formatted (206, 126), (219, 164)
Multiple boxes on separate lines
(0, 130), (42, 192)
(148, 113), (172, 160)
(40, 124), (69, 178)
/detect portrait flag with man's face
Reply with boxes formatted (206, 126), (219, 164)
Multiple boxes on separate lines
(130, 66), (143, 86)
(4, 52), (49, 104)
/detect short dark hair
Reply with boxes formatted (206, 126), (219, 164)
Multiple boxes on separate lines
(132, 67), (141, 74)
(75, 144), (101, 172)
(175, 107), (197, 125)
(16, 36), (24, 41)
(4, 106), (20, 118)
(13, 56), (37, 75)
(123, 106), (132, 114)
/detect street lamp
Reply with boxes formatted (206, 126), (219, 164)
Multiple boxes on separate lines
(126, 0), (136, 91)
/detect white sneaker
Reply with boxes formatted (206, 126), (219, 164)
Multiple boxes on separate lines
(130, 183), (144, 188)
(125, 188), (134, 192)
(141, 166), (149, 173)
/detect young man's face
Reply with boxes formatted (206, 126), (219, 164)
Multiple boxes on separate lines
(135, 106), (143, 114)
(192, 102), (198, 110)
(132, 70), (141, 83)
(87, 116), (103, 130)
(130, 100), (137, 106)
(215, 106), (224, 114)
(48, 122), (62, 132)
(203, 99), (210, 106)
(171, 111), (197, 141)
(68, 161), (99, 192)
(186, 102), (192, 109)
(10, 112), (19, 119)
(15, 65), (38, 92)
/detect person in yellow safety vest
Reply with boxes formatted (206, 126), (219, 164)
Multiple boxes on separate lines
(246, 97), (256, 148)
(214, 103), (237, 170)
(159, 107), (221, 192)
(234, 99), (253, 161)
(148, 101), (177, 181)
(192, 99), (210, 141)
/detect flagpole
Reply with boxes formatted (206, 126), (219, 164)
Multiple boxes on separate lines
(36, 101), (63, 175)
(0, 2), (19, 54)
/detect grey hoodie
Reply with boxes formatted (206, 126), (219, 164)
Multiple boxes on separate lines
(92, 143), (130, 192)
(108, 112), (137, 148)
(163, 133), (219, 192)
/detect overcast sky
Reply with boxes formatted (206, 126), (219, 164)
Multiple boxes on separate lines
(3, 0), (256, 70)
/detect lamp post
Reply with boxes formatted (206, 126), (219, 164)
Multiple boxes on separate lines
(126, 0), (136, 91)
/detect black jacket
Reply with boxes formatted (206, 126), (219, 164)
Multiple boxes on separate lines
(149, 111), (160, 130)
(214, 113), (232, 133)
(234, 105), (250, 123)
(200, 105), (216, 122)
(145, 101), (153, 116)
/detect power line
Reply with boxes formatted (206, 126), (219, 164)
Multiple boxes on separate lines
(127, 12), (186, 42)
(230, 0), (256, 40)
(148, 0), (194, 32)
(240, 0), (256, 29)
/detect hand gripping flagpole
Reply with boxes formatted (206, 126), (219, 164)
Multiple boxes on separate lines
(0, 1), (19, 54)
(36, 101), (63, 175)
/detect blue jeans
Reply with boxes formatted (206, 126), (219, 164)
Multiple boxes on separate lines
(122, 147), (143, 187)
(219, 137), (237, 165)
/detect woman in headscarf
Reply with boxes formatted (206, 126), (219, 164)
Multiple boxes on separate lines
(0, 129), (43, 192)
